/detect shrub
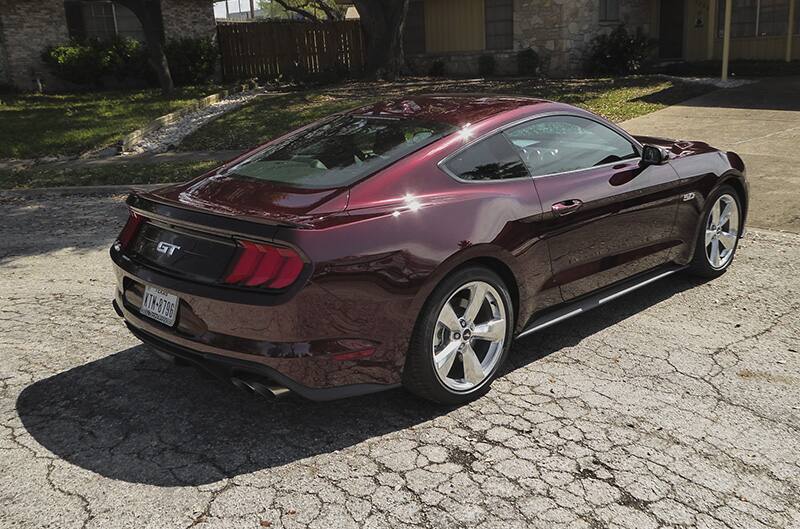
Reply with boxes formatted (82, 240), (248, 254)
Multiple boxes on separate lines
(478, 54), (496, 77)
(42, 38), (149, 87)
(164, 37), (218, 86)
(428, 60), (445, 76)
(41, 40), (107, 86)
(517, 48), (540, 76)
(584, 25), (655, 75)
(105, 38), (149, 82)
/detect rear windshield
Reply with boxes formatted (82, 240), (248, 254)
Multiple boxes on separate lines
(224, 115), (455, 189)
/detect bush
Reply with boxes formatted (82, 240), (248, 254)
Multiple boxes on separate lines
(164, 37), (218, 86)
(106, 38), (149, 81)
(428, 60), (445, 76)
(42, 40), (107, 86)
(517, 48), (540, 77)
(43, 36), (218, 88)
(42, 38), (149, 87)
(584, 25), (655, 75)
(478, 54), (496, 77)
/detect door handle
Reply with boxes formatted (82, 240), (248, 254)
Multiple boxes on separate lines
(552, 199), (583, 216)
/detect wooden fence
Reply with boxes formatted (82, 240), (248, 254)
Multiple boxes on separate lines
(217, 20), (365, 81)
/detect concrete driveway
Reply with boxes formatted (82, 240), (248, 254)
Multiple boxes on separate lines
(1, 186), (799, 529)
(2, 81), (800, 528)
(623, 76), (800, 234)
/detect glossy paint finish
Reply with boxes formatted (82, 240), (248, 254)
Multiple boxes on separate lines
(111, 95), (748, 399)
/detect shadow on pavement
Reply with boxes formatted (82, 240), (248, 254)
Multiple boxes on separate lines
(16, 273), (700, 487)
(655, 77), (800, 112)
(0, 192), (128, 264)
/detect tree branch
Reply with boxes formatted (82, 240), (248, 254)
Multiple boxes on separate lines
(270, 0), (321, 21)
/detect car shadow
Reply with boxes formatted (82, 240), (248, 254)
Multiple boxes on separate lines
(16, 273), (702, 487)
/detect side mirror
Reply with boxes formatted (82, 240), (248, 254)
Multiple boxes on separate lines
(641, 144), (668, 166)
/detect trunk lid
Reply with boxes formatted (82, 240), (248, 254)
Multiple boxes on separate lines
(144, 173), (350, 228)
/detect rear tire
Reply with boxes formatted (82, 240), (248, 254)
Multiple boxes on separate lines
(687, 185), (742, 278)
(403, 266), (514, 405)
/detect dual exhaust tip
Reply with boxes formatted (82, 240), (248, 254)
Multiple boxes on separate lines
(230, 375), (290, 400)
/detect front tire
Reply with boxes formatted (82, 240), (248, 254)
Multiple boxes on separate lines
(688, 185), (742, 278)
(403, 266), (514, 405)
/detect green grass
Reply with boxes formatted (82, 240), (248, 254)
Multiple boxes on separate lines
(179, 92), (366, 151)
(0, 87), (217, 159)
(0, 76), (713, 189)
(0, 160), (219, 190)
(179, 76), (713, 152)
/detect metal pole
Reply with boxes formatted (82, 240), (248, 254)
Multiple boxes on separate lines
(721, 0), (732, 81)
(788, 0), (797, 62)
(250, 0), (256, 19)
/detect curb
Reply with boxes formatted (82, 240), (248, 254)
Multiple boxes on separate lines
(0, 183), (170, 197)
(120, 80), (259, 153)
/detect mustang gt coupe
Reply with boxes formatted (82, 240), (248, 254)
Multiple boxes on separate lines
(111, 95), (747, 404)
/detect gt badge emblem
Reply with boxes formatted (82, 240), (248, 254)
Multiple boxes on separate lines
(156, 241), (181, 256)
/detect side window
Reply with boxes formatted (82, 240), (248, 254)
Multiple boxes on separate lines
(445, 134), (530, 181)
(503, 115), (639, 177)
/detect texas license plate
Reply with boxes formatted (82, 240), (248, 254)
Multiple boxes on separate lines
(140, 286), (179, 327)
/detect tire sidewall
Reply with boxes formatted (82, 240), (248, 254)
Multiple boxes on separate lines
(693, 185), (742, 276)
(418, 267), (514, 401)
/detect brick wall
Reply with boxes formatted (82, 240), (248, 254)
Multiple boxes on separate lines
(0, 0), (216, 91)
(161, 0), (216, 41)
(514, 0), (653, 75)
(0, 0), (71, 90)
(0, 15), (8, 85)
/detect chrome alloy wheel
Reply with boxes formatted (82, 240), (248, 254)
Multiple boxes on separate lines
(705, 194), (740, 269)
(432, 281), (507, 392)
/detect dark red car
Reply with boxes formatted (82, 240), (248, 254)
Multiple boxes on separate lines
(111, 95), (747, 404)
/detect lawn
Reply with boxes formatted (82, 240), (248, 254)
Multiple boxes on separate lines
(179, 76), (713, 152)
(0, 160), (219, 190)
(0, 87), (217, 160)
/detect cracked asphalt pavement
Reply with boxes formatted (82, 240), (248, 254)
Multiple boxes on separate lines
(1, 191), (799, 529)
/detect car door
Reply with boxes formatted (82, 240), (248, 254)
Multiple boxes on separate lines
(503, 114), (681, 301)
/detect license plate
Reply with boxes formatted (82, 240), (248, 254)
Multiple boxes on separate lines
(140, 286), (179, 327)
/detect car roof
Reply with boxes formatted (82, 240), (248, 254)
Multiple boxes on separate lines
(349, 94), (554, 127)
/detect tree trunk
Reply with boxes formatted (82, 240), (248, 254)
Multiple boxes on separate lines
(353, 0), (409, 80)
(117, 0), (175, 94)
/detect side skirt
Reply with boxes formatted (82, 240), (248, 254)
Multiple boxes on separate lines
(516, 264), (686, 339)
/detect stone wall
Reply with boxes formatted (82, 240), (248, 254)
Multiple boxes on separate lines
(161, 0), (217, 41)
(0, 15), (8, 86)
(407, 51), (519, 77)
(0, 0), (217, 91)
(0, 0), (71, 90)
(514, 0), (653, 75)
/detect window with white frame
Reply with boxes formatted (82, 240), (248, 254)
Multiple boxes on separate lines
(717, 0), (791, 37)
(600, 0), (620, 22)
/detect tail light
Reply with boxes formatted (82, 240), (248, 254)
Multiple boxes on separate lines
(224, 241), (304, 289)
(118, 211), (144, 249)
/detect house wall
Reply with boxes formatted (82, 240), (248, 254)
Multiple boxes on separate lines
(407, 0), (656, 76)
(681, 0), (800, 61)
(0, 14), (9, 85)
(0, 0), (216, 91)
(424, 0), (486, 52)
(0, 0), (71, 90)
(161, 0), (217, 40)
(514, 0), (654, 75)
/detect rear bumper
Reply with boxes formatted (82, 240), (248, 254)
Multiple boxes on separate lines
(120, 315), (397, 401)
(111, 259), (408, 400)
